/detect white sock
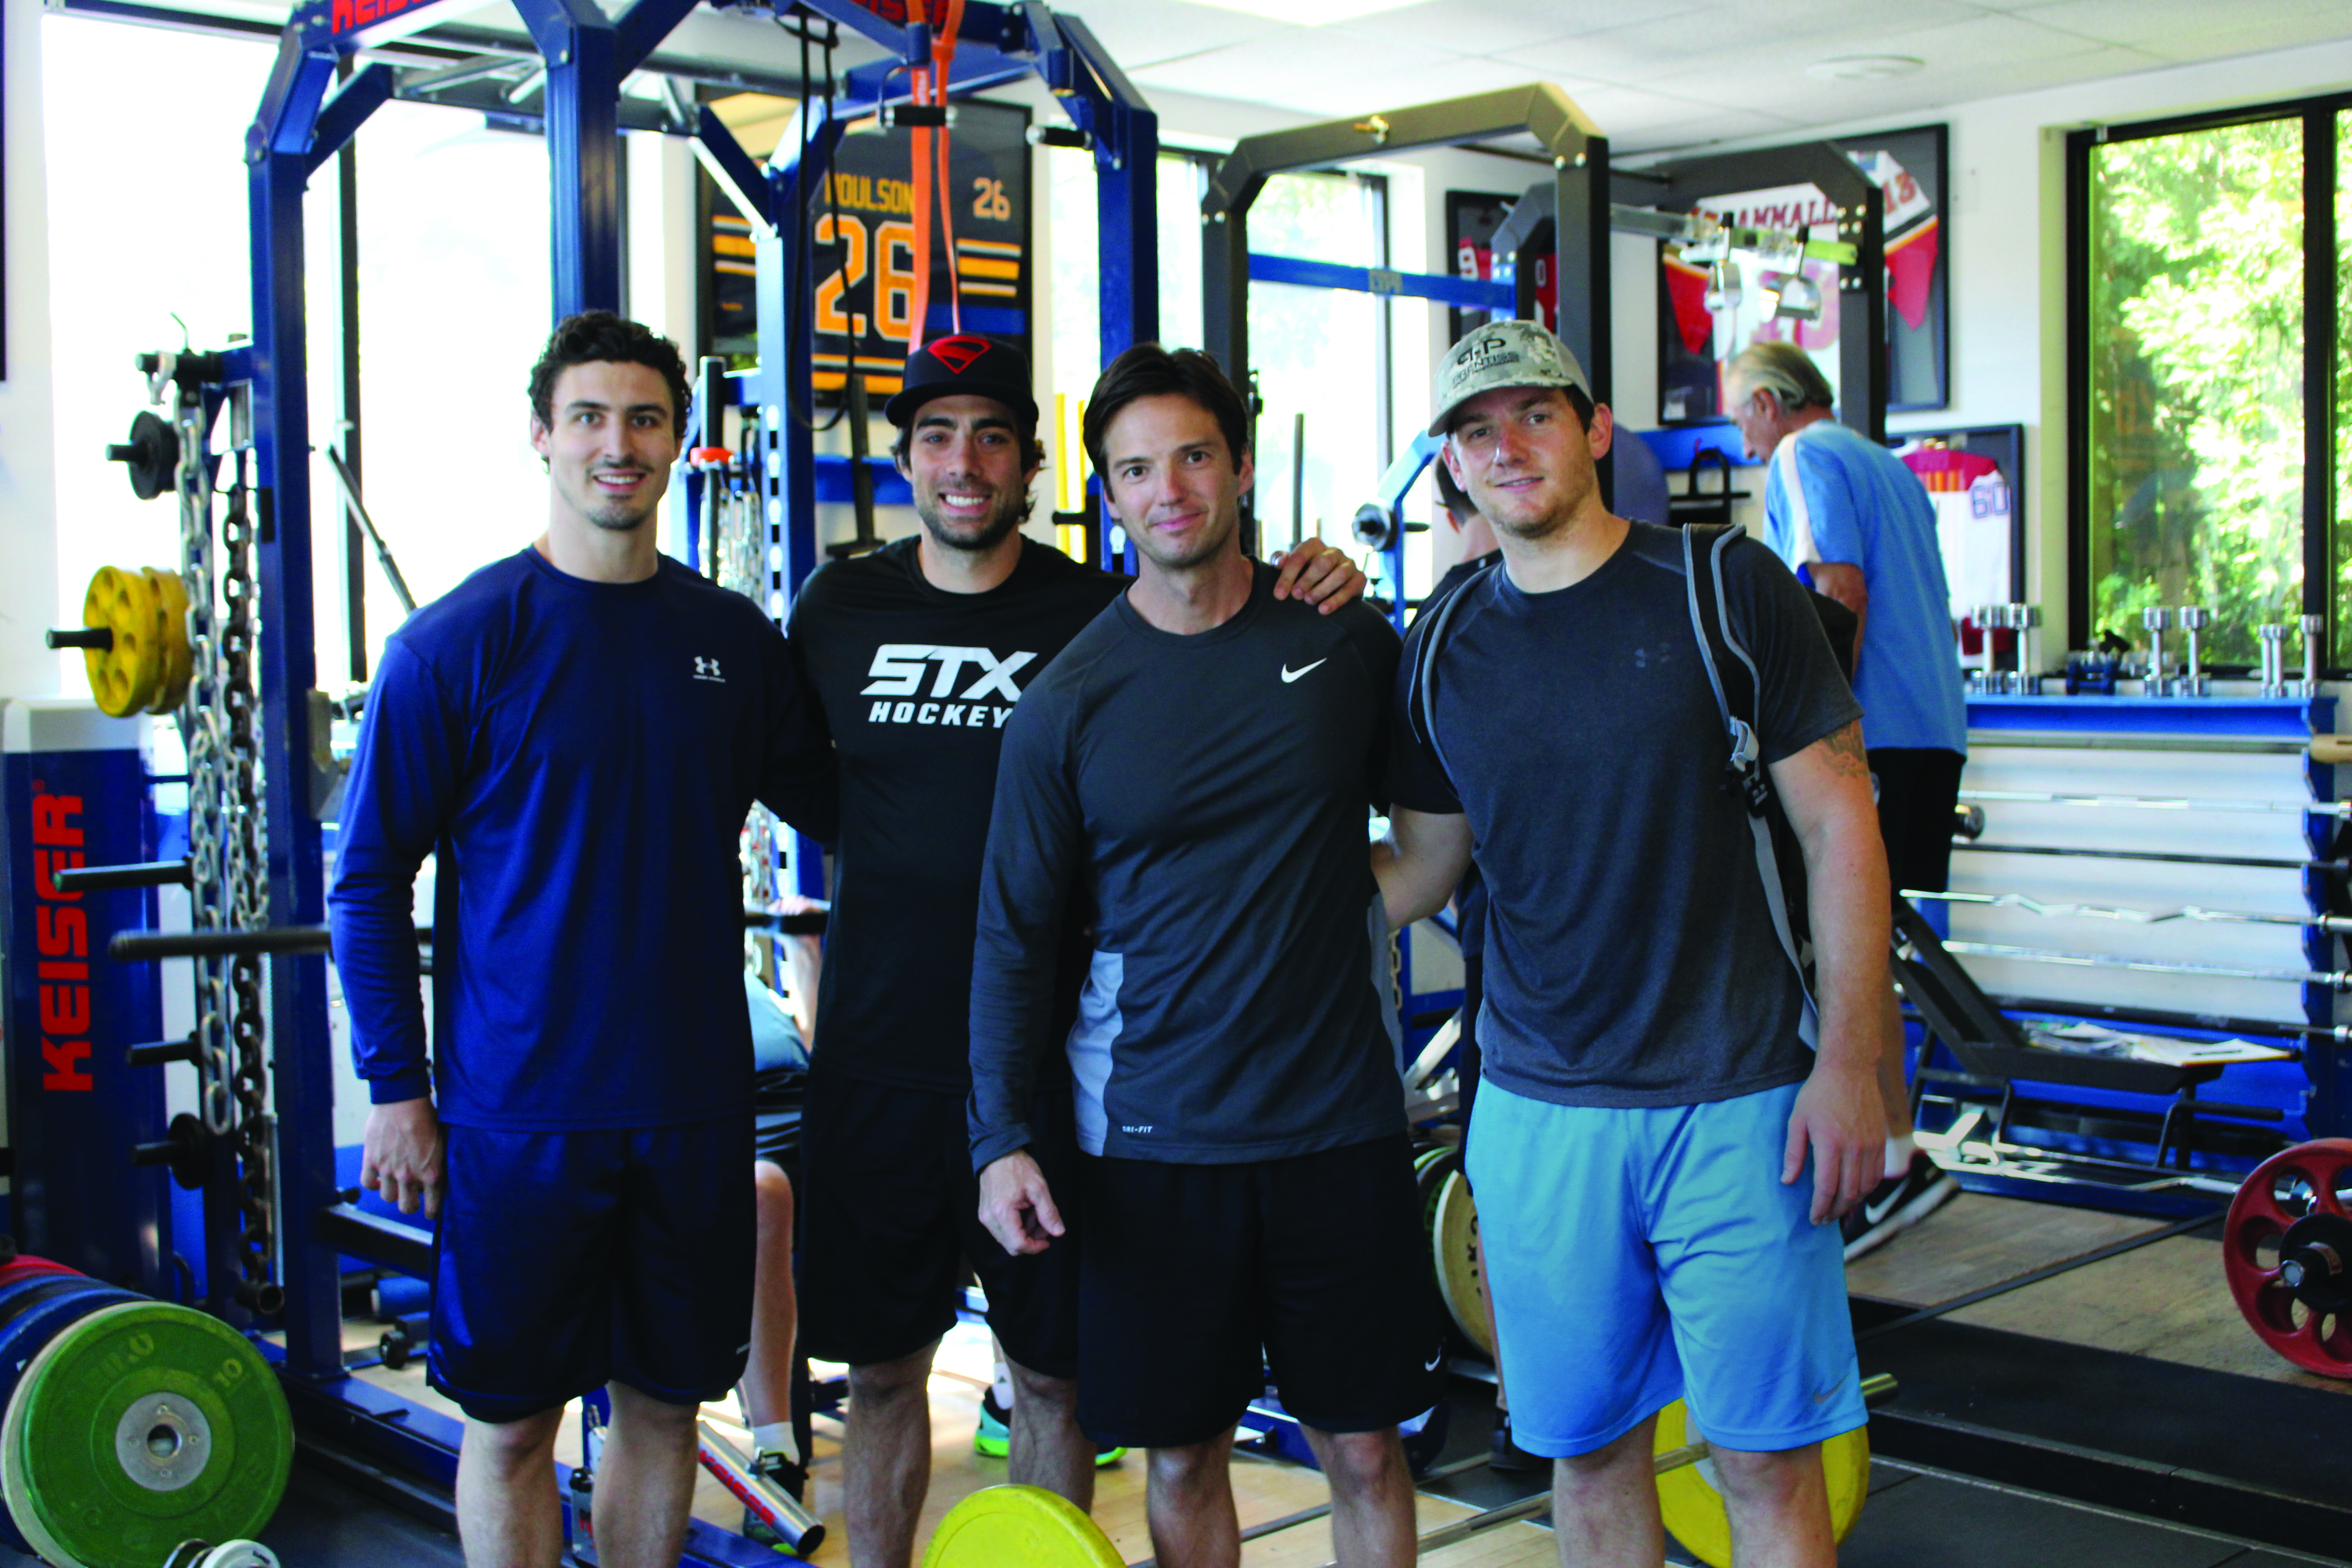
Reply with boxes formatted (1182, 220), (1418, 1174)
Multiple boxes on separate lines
(992, 1357), (1014, 1410)
(750, 1421), (799, 1468)
(1885, 1133), (1916, 1181)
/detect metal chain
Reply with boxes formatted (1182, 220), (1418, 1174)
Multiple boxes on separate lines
(171, 403), (276, 1301)
(218, 471), (277, 1296)
(716, 463), (783, 973)
(173, 401), (236, 1139)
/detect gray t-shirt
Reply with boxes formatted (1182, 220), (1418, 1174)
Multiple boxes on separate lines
(1387, 523), (1861, 1107)
(970, 564), (1405, 1167)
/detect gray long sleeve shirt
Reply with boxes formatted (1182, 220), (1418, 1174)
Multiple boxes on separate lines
(968, 564), (1405, 1169)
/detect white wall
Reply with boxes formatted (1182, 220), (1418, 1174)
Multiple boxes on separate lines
(0, 0), (58, 701)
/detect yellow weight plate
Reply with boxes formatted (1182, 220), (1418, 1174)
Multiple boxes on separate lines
(921, 1484), (1121, 1568)
(80, 567), (165, 719)
(1653, 1399), (1870, 1568)
(142, 569), (194, 714)
(1431, 1170), (1493, 1358)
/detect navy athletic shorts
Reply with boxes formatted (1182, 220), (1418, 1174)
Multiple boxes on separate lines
(1075, 1132), (1447, 1450)
(428, 1113), (755, 1423)
(797, 1066), (1081, 1377)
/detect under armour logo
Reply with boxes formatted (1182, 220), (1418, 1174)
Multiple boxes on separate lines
(693, 656), (724, 682)
(927, 334), (991, 374)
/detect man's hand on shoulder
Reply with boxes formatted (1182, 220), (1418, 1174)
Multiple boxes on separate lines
(362, 1097), (447, 1220)
(977, 1149), (1064, 1256)
(1783, 1052), (1881, 1224)
(1269, 534), (1367, 614)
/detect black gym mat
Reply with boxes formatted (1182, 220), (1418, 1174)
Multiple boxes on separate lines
(1854, 1302), (2352, 1558)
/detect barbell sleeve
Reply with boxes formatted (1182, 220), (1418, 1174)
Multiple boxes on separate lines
(50, 858), (192, 893)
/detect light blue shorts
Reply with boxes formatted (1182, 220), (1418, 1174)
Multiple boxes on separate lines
(1465, 1078), (1864, 1458)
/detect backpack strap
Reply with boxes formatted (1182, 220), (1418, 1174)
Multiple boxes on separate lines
(1681, 524), (1819, 1049)
(1404, 556), (1497, 784)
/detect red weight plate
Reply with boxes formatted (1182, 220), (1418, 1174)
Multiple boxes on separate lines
(0, 1259), (80, 1289)
(2222, 1139), (2352, 1378)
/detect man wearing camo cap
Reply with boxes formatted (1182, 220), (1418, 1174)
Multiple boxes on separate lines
(1373, 318), (1888, 1568)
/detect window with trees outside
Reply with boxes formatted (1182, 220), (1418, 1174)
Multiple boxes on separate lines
(2071, 99), (2343, 669)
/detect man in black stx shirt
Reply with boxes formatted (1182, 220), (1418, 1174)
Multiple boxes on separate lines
(783, 335), (1362, 1568)
(971, 346), (1442, 1568)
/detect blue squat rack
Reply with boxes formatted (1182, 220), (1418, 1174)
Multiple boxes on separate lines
(23, 0), (1157, 1559)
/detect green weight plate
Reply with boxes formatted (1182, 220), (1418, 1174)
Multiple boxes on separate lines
(1431, 1171), (1493, 1358)
(3, 1301), (291, 1568)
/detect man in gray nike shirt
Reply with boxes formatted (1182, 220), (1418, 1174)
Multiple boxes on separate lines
(969, 346), (1441, 1568)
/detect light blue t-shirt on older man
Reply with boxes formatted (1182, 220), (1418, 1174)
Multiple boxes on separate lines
(1762, 420), (1969, 755)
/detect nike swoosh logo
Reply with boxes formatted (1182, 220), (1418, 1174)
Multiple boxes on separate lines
(1425, 1349), (1445, 1372)
(1281, 659), (1328, 683)
(1862, 1190), (1902, 1225)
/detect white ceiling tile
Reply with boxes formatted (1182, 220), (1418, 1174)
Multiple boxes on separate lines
(1630, 12), (2114, 115)
(1508, 0), (1986, 85)
(1325, 0), (1710, 55)
(2018, 0), (2352, 50)
(1131, 26), (1459, 99)
(1273, 56), (1592, 117)
(1062, 0), (1306, 69)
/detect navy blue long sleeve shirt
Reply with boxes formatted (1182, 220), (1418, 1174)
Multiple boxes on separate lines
(328, 549), (835, 1131)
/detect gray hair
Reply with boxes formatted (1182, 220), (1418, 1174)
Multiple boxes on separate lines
(1726, 340), (1834, 414)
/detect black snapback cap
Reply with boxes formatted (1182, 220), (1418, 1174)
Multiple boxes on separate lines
(883, 333), (1039, 428)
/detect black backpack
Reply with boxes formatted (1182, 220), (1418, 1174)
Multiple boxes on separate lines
(1404, 524), (1826, 1047)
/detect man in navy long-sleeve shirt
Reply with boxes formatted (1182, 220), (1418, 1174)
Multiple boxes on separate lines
(970, 347), (1442, 1568)
(328, 312), (832, 1568)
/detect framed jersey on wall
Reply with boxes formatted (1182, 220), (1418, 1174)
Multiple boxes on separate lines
(705, 96), (1033, 401)
(1656, 123), (1949, 424)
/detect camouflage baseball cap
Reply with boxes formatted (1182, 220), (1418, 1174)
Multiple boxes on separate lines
(1429, 319), (1592, 436)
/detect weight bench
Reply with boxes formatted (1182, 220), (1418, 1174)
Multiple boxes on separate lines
(1889, 898), (2289, 1173)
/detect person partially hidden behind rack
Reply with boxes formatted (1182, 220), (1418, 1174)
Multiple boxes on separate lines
(1725, 338), (1967, 1259)
(328, 312), (837, 1568)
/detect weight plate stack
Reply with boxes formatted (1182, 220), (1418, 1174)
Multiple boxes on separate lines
(0, 1297), (291, 1568)
(1653, 1398), (1869, 1568)
(142, 568), (195, 715)
(79, 567), (167, 719)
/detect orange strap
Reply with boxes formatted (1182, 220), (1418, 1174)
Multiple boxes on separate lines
(903, 0), (966, 352)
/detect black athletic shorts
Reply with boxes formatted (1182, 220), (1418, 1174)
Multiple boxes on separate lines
(1076, 1133), (1447, 1450)
(1869, 746), (1966, 897)
(797, 1065), (1080, 1377)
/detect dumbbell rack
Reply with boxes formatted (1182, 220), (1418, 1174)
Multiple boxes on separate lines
(1915, 691), (2344, 1207)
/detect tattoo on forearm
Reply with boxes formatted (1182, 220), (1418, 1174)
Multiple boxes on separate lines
(1820, 721), (1867, 775)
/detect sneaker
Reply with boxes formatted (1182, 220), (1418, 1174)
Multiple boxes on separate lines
(750, 1447), (809, 1503)
(975, 1388), (1012, 1458)
(974, 1388), (1128, 1467)
(1842, 1150), (1960, 1262)
(1490, 1411), (1544, 1474)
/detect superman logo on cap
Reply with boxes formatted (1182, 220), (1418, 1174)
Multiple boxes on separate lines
(927, 334), (992, 374)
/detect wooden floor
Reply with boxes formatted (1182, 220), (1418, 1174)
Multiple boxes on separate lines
(1845, 1190), (2352, 1398)
(344, 1318), (1558, 1565)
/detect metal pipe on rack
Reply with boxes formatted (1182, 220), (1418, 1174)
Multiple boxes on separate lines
(1912, 888), (2352, 936)
(1959, 789), (2352, 817)
(1935, 940), (2352, 990)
